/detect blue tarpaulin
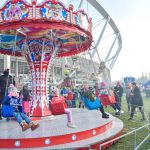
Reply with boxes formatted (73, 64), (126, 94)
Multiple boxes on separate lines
(143, 80), (150, 87)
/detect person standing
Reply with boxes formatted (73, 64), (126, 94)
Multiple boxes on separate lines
(0, 69), (15, 120)
(128, 82), (145, 121)
(19, 85), (30, 102)
(125, 83), (132, 113)
(114, 81), (123, 108)
(19, 85), (31, 116)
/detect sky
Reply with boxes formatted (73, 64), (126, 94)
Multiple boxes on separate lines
(100, 0), (150, 81)
(0, 0), (150, 81)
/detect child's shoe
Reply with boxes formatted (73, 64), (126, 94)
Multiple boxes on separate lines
(30, 121), (40, 131)
(67, 122), (76, 128)
(20, 121), (30, 132)
(102, 113), (109, 119)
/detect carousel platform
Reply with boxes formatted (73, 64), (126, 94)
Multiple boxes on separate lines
(0, 108), (123, 150)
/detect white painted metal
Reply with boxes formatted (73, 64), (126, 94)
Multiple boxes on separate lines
(87, 0), (122, 69)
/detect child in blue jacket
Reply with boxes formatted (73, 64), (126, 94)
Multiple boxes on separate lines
(3, 84), (40, 132)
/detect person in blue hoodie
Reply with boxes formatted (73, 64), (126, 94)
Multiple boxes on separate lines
(3, 84), (40, 132)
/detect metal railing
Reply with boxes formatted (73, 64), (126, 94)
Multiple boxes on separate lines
(99, 122), (150, 150)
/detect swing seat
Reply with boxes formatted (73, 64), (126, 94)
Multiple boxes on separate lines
(83, 97), (101, 110)
(2, 105), (14, 118)
(50, 96), (67, 115)
(100, 92), (116, 106)
(22, 101), (30, 114)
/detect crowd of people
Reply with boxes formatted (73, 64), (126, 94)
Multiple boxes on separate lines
(0, 68), (146, 132)
(49, 79), (145, 122)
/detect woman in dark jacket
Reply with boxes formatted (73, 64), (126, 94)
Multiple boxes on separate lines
(19, 85), (30, 101)
(128, 82), (145, 121)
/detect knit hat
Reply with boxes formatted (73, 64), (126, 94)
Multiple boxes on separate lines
(50, 86), (57, 92)
(100, 82), (106, 87)
(8, 84), (19, 94)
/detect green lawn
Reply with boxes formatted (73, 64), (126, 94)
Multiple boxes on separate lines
(104, 94), (150, 150)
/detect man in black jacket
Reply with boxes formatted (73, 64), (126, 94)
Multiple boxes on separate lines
(128, 82), (145, 121)
(0, 69), (15, 120)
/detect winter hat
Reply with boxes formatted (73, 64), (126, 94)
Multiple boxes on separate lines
(50, 86), (59, 96)
(8, 84), (14, 93)
(50, 86), (57, 92)
(100, 82), (106, 87)
(8, 84), (19, 94)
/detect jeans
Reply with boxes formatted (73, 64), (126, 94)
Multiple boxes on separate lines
(130, 106), (145, 119)
(0, 103), (2, 119)
(111, 102), (121, 111)
(13, 112), (30, 125)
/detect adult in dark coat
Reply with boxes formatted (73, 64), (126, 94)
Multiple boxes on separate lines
(114, 81), (123, 107)
(19, 85), (30, 101)
(128, 82), (145, 121)
(0, 69), (15, 119)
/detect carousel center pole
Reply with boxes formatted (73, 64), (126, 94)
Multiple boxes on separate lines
(24, 36), (60, 117)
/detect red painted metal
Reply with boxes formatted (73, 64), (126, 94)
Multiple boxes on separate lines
(0, 121), (112, 148)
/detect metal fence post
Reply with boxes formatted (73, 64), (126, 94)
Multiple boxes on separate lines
(149, 112), (150, 126)
(134, 130), (137, 150)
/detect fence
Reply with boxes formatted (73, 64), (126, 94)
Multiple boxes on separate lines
(99, 114), (150, 150)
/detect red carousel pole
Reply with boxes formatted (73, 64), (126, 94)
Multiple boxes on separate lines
(24, 36), (60, 117)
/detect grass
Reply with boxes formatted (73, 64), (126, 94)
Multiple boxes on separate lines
(104, 94), (150, 150)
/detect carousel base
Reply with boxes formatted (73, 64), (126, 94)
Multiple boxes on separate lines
(0, 108), (123, 150)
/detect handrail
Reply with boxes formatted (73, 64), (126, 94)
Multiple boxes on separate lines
(99, 123), (150, 150)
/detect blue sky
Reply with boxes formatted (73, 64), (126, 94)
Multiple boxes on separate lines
(0, 0), (150, 81)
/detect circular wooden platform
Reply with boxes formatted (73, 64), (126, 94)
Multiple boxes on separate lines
(0, 108), (123, 149)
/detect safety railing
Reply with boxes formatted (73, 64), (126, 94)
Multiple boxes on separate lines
(99, 121), (150, 150)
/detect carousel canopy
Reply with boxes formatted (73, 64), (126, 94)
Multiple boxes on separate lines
(0, 0), (92, 57)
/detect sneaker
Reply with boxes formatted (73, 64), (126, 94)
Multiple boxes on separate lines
(115, 110), (119, 113)
(102, 113), (109, 119)
(67, 122), (76, 128)
(105, 113), (109, 117)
